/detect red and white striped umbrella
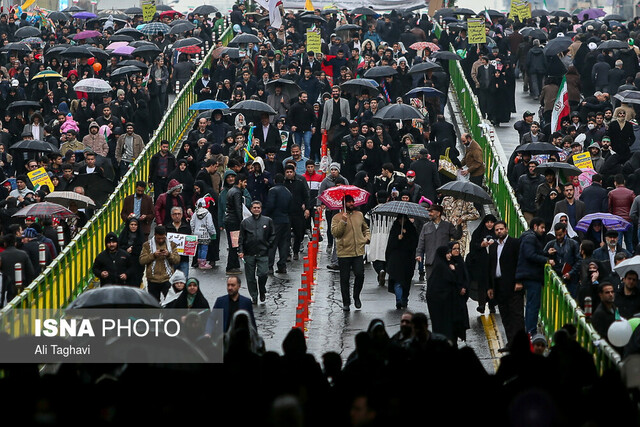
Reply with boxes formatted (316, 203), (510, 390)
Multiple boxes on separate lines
(318, 185), (370, 210)
(13, 202), (76, 219)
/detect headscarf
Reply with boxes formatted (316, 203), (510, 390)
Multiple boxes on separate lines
(548, 213), (578, 238)
(225, 309), (264, 355)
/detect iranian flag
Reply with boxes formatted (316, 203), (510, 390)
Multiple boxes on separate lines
(551, 76), (569, 132)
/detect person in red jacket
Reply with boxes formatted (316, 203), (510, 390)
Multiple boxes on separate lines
(608, 174), (636, 251)
(303, 160), (323, 234)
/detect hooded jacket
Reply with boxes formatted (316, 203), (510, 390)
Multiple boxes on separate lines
(154, 178), (186, 226)
(190, 203), (216, 243)
(82, 121), (109, 157)
(526, 46), (547, 74)
(247, 156), (272, 203)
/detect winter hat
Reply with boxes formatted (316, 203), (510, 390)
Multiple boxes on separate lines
(105, 232), (118, 244)
(531, 334), (547, 346)
(167, 179), (183, 193)
(22, 228), (38, 238)
(330, 162), (341, 171)
(170, 269), (186, 285)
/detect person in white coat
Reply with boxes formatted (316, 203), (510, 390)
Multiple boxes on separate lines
(190, 199), (217, 269)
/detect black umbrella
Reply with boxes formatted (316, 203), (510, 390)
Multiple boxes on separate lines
(0, 42), (32, 53)
(115, 28), (144, 38)
(370, 200), (430, 219)
(117, 60), (149, 71)
(129, 40), (156, 48)
(614, 90), (640, 105)
(364, 66), (397, 78)
(321, 8), (338, 15)
(221, 47), (240, 59)
(72, 173), (115, 206)
(10, 139), (57, 153)
(124, 6), (143, 14)
(66, 285), (160, 308)
(300, 14), (327, 23)
(15, 26), (41, 39)
(193, 5), (218, 14)
(48, 11), (68, 21)
(434, 8), (455, 18)
(265, 79), (302, 99)
(169, 21), (196, 34)
(437, 181), (492, 204)
(582, 19), (605, 31)
(86, 46), (109, 60)
(532, 9), (550, 17)
(603, 14), (626, 22)
(549, 10), (571, 18)
(155, 4), (173, 11)
(350, 7), (377, 16)
(230, 100), (277, 115)
(172, 37), (202, 49)
(448, 22), (468, 31)
(109, 34), (135, 42)
(543, 37), (573, 56)
(597, 39), (629, 50)
(528, 29), (548, 41)
(534, 161), (581, 176)
(483, 9), (504, 18)
(408, 62), (443, 74)
(431, 51), (463, 60)
(373, 104), (423, 121)
(7, 100), (42, 112)
(454, 8), (476, 16)
(340, 79), (380, 97)
(517, 142), (562, 154)
(60, 46), (94, 58)
(132, 45), (162, 58)
(62, 5), (85, 12)
(228, 33), (261, 46)
(335, 24), (361, 32)
(110, 65), (141, 78)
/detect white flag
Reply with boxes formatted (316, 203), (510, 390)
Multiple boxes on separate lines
(255, 0), (283, 29)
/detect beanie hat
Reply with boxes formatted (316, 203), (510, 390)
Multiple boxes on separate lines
(105, 232), (118, 244)
(170, 269), (186, 285)
(330, 162), (341, 171)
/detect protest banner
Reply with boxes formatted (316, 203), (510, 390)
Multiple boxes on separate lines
(306, 30), (321, 53)
(572, 152), (594, 170)
(27, 167), (54, 192)
(142, 0), (156, 23)
(467, 18), (486, 44)
(167, 233), (198, 256)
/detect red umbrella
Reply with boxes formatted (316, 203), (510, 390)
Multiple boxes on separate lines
(318, 185), (370, 210)
(160, 10), (183, 18)
(13, 202), (76, 219)
(177, 45), (201, 54)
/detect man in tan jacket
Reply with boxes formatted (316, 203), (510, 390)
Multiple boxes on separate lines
(139, 225), (181, 301)
(82, 121), (109, 157)
(331, 194), (370, 311)
(460, 133), (485, 187)
(115, 122), (145, 176)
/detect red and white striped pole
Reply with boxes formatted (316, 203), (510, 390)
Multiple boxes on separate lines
(57, 226), (64, 249)
(39, 244), (46, 271)
(15, 263), (23, 293)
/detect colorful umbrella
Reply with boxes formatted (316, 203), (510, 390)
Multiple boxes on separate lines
(72, 12), (97, 19)
(577, 168), (597, 189)
(318, 185), (370, 210)
(159, 10), (183, 18)
(73, 30), (102, 40)
(106, 41), (130, 50)
(139, 22), (170, 35)
(13, 202), (76, 219)
(113, 45), (135, 55)
(31, 70), (63, 81)
(575, 213), (631, 232)
(177, 45), (201, 54)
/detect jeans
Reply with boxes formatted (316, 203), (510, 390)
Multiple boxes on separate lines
(524, 280), (542, 335)
(198, 244), (208, 259)
(176, 260), (190, 279)
(243, 254), (269, 301)
(394, 282), (409, 307)
(294, 130), (312, 159)
(619, 229), (634, 252)
(269, 222), (290, 269)
(338, 256), (364, 306)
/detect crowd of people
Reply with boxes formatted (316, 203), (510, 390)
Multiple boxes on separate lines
(2, 2), (640, 417)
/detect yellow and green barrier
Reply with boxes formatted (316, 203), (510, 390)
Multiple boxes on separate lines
(0, 23), (234, 336)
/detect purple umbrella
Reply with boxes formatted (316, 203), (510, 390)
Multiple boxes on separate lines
(574, 213), (631, 232)
(72, 12), (97, 19)
(73, 30), (102, 40)
(578, 8), (606, 21)
(113, 46), (135, 55)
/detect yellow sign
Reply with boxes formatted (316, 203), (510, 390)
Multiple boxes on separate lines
(467, 18), (486, 44)
(306, 30), (321, 53)
(27, 167), (54, 192)
(572, 152), (593, 170)
(142, 0), (156, 23)
(510, 0), (531, 20)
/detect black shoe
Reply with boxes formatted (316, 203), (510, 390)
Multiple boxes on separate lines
(268, 268), (274, 275)
(498, 346), (510, 353)
(396, 302), (402, 310)
(327, 264), (339, 270)
(342, 305), (350, 311)
(287, 255), (292, 262)
(252, 298), (258, 305)
(354, 297), (362, 309)
(260, 293), (266, 302)
(378, 270), (386, 287)
(276, 267), (287, 274)
(419, 273), (425, 282)
(226, 268), (242, 275)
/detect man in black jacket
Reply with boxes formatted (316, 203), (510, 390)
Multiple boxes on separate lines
(288, 91), (315, 159)
(0, 233), (35, 306)
(224, 173), (247, 275)
(408, 149), (441, 202)
(149, 140), (176, 202)
(284, 164), (310, 262)
(238, 200), (276, 304)
(194, 67), (215, 101)
(187, 117), (214, 145)
(264, 173), (292, 274)
(92, 232), (133, 286)
(488, 220), (523, 352)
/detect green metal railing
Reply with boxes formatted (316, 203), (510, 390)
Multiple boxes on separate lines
(0, 24), (235, 336)
(435, 23), (621, 370)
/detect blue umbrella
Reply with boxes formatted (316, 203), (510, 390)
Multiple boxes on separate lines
(189, 100), (229, 110)
(575, 213), (631, 232)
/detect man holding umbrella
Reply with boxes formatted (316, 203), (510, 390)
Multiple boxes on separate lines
(331, 194), (370, 311)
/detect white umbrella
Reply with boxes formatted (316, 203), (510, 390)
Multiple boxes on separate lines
(614, 256), (640, 279)
(73, 78), (112, 93)
(45, 191), (96, 209)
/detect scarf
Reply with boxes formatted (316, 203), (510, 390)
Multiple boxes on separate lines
(149, 237), (173, 278)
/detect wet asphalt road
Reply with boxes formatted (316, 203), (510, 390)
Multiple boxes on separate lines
(190, 219), (503, 374)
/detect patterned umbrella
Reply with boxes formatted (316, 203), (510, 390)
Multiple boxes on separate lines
(318, 185), (370, 210)
(370, 200), (430, 219)
(45, 191), (96, 208)
(575, 213), (631, 232)
(73, 30), (102, 40)
(31, 70), (63, 81)
(409, 41), (440, 52)
(13, 202), (76, 219)
(140, 22), (170, 35)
